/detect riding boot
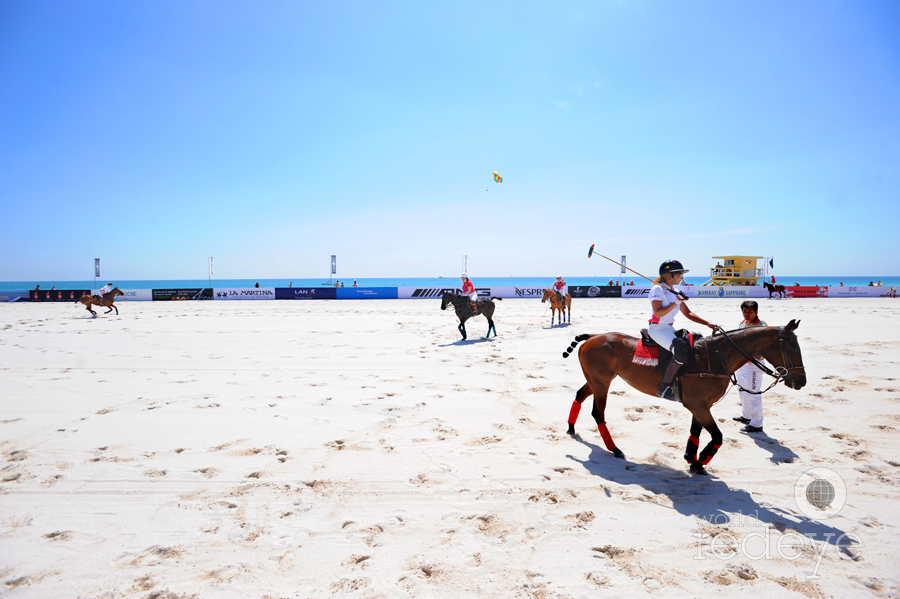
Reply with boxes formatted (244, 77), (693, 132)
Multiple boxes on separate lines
(470, 301), (478, 315)
(656, 358), (684, 402)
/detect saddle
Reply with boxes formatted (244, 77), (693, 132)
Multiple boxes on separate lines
(633, 328), (702, 377)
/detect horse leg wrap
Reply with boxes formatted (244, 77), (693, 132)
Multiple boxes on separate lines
(567, 400), (582, 425)
(597, 422), (617, 452)
(698, 443), (722, 466)
(684, 434), (700, 463)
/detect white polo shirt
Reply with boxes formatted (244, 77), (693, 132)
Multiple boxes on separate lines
(649, 284), (681, 325)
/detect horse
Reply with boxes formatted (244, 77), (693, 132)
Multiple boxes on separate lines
(561, 320), (805, 475)
(76, 288), (124, 317)
(440, 292), (501, 340)
(763, 282), (787, 299)
(541, 289), (571, 325)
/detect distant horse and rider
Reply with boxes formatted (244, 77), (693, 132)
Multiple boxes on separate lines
(763, 282), (787, 299)
(76, 288), (124, 317)
(541, 288), (571, 325)
(440, 292), (501, 340)
(561, 319), (805, 475)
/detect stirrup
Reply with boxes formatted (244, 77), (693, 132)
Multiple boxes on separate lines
(656, 382), (680, 402)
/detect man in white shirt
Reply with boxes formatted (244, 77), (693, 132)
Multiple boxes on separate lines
(97, 283), (113, 299)
(733, 301), (767, 433)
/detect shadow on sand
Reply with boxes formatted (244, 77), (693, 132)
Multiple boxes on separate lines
(566, 435), (857, 553)
(438, 337), (495, 347)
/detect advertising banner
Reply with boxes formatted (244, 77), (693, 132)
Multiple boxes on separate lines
(568, 285), (621, 298)
(214, 288), (275, 300)
(621, 286), (652, 298)
(0, 290), (30, 302)
(786, 286), (828, 298)
(30, 289), (91, 302)
(152, 288), (213, 301)
(399, 286), (487, 299)
(275, 287), (337, 300)
(336, 287), (398, 299)
(115, 289), (153, 301)
(690, 286), (768, 299)
(826, 286), (895, 298)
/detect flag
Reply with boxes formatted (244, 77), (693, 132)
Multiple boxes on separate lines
(621, 255), (626, 275)
(331, 255), (337, 275)
(209, 257), (214, 276)
(94, 258), (100, 277)
(769, 258), (774, 269)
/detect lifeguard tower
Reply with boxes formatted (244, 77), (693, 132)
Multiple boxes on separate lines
(702, 256), (765, 286)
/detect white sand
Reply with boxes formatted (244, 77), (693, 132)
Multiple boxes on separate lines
(1, 298), (899, 598)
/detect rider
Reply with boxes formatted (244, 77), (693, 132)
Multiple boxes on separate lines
(552, 276), (566, 303)
(461, 273), (478, 314)
(647, 260), (716, 401)
(97, 282), (113, 299)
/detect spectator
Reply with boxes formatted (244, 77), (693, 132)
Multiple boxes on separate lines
(340, 282), (345, 287)
(352, 280), (358, 287)
(733, 300), (768, 434)
(839, 281), (843, 286)
(51, 286), (56, 290)
(34, 285), (40, 291)
(869, 281), (874, 286)
(289, 282), (293, 288)
(255, 282), (260, 288)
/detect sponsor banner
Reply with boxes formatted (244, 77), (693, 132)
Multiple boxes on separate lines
(115, 289), (153, 301)
(786, 286), (828, 298)
(336, 287), (398, 299)
(621, 286), (652, 298)
(30, 289), (91, 302)
(0, 290), (30, 303)
(827, 286), (895, 298)
(398, 286), (551, 299)
(568, 285), (621, 298)
(690, 286), (768, 299)
(152, 288), (213, 301)
(399, 286), (491, 299)
(214, 288), (276, 300)
(275, 287), (337, 300)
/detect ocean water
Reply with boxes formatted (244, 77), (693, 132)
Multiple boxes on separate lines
(1, 275), (897, 291)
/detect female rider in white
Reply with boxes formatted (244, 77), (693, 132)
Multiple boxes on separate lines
(647, 260), (716, 401)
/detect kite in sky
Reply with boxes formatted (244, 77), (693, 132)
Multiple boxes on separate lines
(493, 171), (503, 183)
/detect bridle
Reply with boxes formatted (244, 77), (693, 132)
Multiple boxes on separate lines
(700, 325), (806, 394)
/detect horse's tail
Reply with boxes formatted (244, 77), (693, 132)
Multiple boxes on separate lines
(562, 334), (592, 358)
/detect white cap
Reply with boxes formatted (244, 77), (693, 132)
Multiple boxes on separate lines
(461, 272), (468, 278)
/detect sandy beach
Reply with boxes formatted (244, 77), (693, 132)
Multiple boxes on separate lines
(1, 297), (898, 598)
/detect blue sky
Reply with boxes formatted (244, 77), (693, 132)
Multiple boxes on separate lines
(1, 1), (898, 281)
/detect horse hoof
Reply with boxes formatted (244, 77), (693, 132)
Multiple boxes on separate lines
(566, 424), (576, 435)
(689, 462), (708, 476)
(683, 453), (697, 463)
(612, 448), (625, 459)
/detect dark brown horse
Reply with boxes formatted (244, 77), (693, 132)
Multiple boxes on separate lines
(440, 292), (501, 340)
(763, 282), (787, 299)
(76, 288), (124, 317)
(562, 320), (805, 475)
(541, 289), (571, 325)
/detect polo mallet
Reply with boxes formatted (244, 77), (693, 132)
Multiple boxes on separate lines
(587, 244), (688, 301)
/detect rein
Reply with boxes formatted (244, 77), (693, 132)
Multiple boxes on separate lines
(703, 325), (804, 395)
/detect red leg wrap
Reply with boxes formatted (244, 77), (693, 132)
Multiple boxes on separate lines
(567, 400), (582, 424)
(598, 423), (617, 451)
(689, 435), (700, 445)
(699, 443), (722, 465)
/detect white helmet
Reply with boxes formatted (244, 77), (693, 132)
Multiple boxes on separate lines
(461, 272), (468, 278)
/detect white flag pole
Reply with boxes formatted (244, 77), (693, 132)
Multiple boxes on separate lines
(208, 257), (214, 288)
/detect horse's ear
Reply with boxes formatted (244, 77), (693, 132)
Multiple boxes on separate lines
(785, 319), (799, 332)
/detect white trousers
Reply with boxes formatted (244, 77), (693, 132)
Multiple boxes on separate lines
(468, 292), (478, 302)
(647, 324), (677, 352)
(736, 362), (764, 427)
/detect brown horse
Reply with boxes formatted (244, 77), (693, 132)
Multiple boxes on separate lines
(541, 289), (571, 325)
(562, 320), (805, 475)
(763, 282), (787, 299)
(76, 288), (124, 317)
